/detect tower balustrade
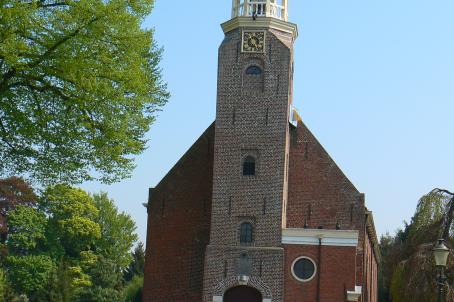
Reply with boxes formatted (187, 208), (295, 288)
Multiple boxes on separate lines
(231, 0), (288, 21)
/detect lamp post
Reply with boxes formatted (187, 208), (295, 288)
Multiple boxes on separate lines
(433, 239), (450, 302)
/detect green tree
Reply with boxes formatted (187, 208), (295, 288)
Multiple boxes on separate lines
(124, 242), (145, 282)
(6, 255), (55, 300)
(46, 257), (96, 302)
(75, 193), (139, 301)
(0, 0), (168, 184)
(7, 205), (47, 255)
(0, 267), (6, 301)
(43, 184), (101, 258)
(123, 275), (143, 302)
(93, 192), (137, 269)
(76, 256), (124, 302)
(379, 189), (453, 302)
(0, 176), (37, 244)
(3, 185), (142, 301)
(42, 185), (102, 300)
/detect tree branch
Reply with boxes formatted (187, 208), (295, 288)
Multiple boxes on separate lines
(11, 79), (72, 102)
(0, 117), (15, 150)
(28, 15), (103, 68)
(430, 188), (454, 240)
(432, 188), (454, 196)
(38, 2), (69, 8)
(25, 0), (70, 8)
(0, 68), (17, 95)
(442, 195), (454, 240)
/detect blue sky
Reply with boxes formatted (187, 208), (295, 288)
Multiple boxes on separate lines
(82, 0), (454, 245)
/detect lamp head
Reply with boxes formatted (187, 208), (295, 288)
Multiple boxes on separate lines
(433, 239), (450, 267)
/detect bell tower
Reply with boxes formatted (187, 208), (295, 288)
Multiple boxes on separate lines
(231, 0), (289, 21)
(203, 1), (298, 301)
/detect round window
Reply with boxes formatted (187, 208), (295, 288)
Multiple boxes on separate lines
(291, 257), (317, 282)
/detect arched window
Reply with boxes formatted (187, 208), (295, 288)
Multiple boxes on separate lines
(242, 156), (256, 176)
(243, 62), (264, 94)
(240, 222), (253, 245)
(245, 65), (262, 75)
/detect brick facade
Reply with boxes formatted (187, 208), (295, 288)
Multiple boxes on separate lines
(143, 12), (379, 302)
(283, 118), (379, 301)
(202, 25), (294, 302)
(143, 124), (214, 302)
(284, 245), (357, 301)
(363, 214), (379, 302)
(287, 118), (368, 296)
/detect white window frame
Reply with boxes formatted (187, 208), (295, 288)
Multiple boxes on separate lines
(291, 256), (317, 283)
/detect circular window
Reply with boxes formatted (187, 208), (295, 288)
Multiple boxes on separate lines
(291, 257), (317, 282)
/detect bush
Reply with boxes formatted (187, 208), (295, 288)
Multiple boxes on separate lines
(123, 276), (143, 302)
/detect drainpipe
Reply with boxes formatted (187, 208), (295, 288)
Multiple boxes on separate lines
(317, 236), (322, 302)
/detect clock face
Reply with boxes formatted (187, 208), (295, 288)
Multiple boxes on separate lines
(242, 31), (265, 53)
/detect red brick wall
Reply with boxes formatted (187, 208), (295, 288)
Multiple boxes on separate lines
(363, 231), (378, 302)
(142, 118), (379, 302)
(285, 118), (368, 301)
(284, 244), (357, 302)
(142, 123), (215, 302)
(287, 119), (365, 233)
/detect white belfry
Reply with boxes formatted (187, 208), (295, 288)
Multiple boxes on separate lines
(231, 0), (288, 21)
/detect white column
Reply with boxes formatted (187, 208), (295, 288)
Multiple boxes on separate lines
(232, 0), (237, 18)
(232, 0), (240, 18)
(282, 0), (288, 21)
(266, 0), (271, 17)
(244, 0), (250, 16)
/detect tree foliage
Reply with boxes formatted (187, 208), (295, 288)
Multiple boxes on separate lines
(6, 255), (55, 298)
(379, 189), (453, 302)
(0, 267), (6, 301)
(0, 176), (37, 241)
(93, 192), (137, 269)
(7, 205), (47, 254)
(1, 182), (141, 301)
(76, 256), (124, 302)
(123, 275), (143, 302)
(124, 242), (145, 282)
(0, 0), (168, 184)
(0, 176), (37, 210)
(43, 184), (101, 257)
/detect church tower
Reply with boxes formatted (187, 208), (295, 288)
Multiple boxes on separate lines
(142, 1), (379, 302)
(203, 1), (298, 301)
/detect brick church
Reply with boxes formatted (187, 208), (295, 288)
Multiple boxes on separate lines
(143, 1), (379, 301)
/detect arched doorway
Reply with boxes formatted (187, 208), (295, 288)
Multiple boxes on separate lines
(224, 286), (262, 302)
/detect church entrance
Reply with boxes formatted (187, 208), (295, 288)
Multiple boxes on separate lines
(223, 286), (262, 302)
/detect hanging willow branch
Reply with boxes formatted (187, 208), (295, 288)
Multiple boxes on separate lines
(431, 188), (454, 241)
(382, 188), (454, 302)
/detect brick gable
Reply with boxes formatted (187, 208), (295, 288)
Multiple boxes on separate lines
(143, 123), (215, 302)
(287, 118), (365, 232)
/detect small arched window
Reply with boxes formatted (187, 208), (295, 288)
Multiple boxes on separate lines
(243, 62), (264, 94)
(240, 222), (253, 245)
(243, 156), (256, 176)
(245, 65), (262, 75)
